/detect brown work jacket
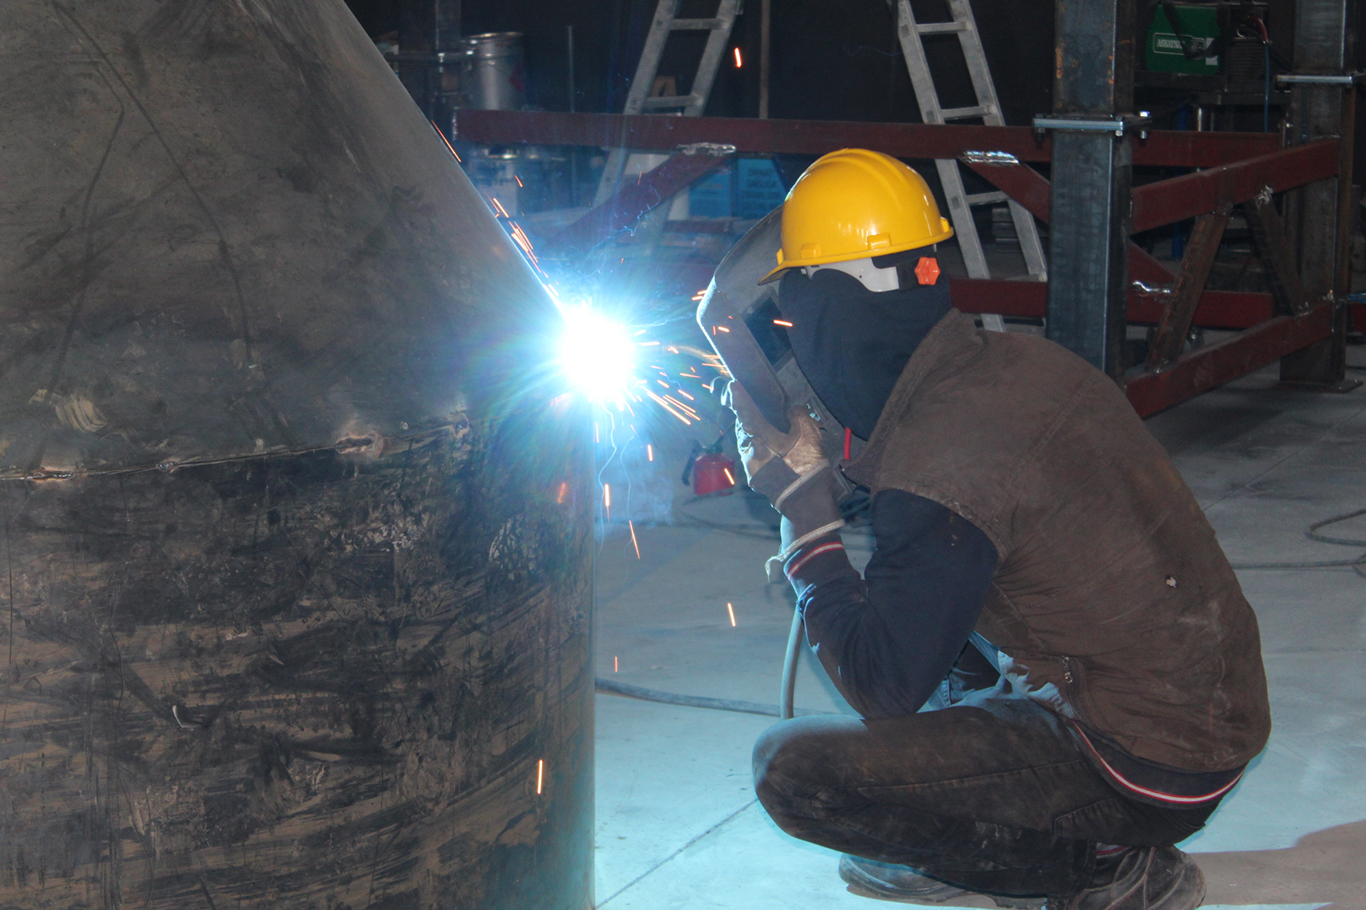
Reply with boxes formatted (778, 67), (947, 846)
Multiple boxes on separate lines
(842, 309), (1271, 773)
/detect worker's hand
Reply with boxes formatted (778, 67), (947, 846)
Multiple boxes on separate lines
(723, 381), (843, 558)
(723, 381), (826, 495)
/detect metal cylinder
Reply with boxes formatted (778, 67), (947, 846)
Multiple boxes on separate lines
(461, 32), (526, 111)
(0, 2), (593, 908)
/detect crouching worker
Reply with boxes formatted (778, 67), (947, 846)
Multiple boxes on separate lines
(724, 150), (1269, 910)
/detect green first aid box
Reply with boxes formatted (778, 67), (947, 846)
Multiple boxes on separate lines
(1146, 3), (1221, 74)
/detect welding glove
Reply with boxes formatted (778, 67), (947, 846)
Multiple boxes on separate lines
(723, 381), (844, 569)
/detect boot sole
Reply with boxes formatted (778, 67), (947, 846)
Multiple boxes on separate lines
(844, 878), (1044, 909)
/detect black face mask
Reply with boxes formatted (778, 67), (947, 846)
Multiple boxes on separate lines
(778, 268), (951, 441)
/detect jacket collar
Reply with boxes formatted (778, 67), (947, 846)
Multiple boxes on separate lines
(842, 308), (982, 486)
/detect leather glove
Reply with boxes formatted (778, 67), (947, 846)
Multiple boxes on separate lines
(723, 381), (844, 566)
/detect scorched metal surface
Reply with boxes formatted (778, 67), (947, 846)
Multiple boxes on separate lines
(0, 2), (593, 908)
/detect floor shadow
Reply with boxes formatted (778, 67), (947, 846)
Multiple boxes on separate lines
(1197, 818), (1366, 907)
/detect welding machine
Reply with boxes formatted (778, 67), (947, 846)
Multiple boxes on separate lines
(1144, 2), (1270, 83)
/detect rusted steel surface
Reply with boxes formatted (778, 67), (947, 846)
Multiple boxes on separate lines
(1126, 304), (1335, 416)
(1242, 190), (1308, 315)
(1127, 289), (1276, 327)
(962, 157), (1053, 218)
(1146, 205), (1233, 369)
(949, 280), (1274, 329)
(1131, 139), (1339, 233)
(0, 2), (594, 908)
(454, 110), (1278, 167)
(552, 152), (733, 250)
(0, 428), (593, 909)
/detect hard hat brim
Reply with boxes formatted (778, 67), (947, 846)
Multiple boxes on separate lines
(757, 228), (953, 285)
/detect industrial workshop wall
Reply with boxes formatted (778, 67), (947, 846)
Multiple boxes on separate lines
(0, 2), (593, 908)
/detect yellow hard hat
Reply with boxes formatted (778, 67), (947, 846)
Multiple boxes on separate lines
(760, 149), (953, 284)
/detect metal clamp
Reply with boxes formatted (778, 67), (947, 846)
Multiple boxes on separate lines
(1032, 116), (1126, 136)
(961, 150), (1020, 166)
(679, 142), (737, 156)
(1277, 73), (1359, 86)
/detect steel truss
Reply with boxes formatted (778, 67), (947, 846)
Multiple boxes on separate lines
(455, 109), (1351, 417)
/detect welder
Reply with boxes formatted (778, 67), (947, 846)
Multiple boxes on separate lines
(724, 149), (1270, 910)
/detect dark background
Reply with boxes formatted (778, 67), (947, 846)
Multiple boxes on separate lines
(343, 0), (1363, 188)
(344, 0), (1058, 126)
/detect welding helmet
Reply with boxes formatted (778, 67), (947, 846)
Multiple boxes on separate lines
(760, 149), (952, 284)
(698, 207), (853, 476)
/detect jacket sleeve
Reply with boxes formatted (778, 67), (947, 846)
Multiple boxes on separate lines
(783, 489), (999, 719)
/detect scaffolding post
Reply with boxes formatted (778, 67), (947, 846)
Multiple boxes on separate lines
(1043, 0), (1137, 382)
(1279, 0), (1359, 390)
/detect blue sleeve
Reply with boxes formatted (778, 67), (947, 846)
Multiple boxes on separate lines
(783, 489), (999, 719)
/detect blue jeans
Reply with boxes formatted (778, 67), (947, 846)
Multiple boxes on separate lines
(752, 679), (1218, 899)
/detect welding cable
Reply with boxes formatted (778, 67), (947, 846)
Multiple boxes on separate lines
(594, 677), (824, 718)
(779, 606), (804, 720)
(1227, 506), (1366, 578)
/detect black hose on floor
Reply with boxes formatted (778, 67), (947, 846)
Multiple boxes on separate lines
(1229, 507), (1366, 578)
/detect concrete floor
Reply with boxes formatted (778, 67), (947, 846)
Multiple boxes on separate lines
(589, 356), (1366, 910)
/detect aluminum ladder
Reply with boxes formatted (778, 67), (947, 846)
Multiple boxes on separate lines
(594, 0), (742, 205)
(895, 0), (1047, 330)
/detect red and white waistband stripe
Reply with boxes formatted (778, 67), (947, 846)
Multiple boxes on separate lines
(1071, 724), (1243, 805)
(786, 542), (845, 578)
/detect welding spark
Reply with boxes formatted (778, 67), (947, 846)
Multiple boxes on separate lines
(515, 174), (523, 187)
(432, 121), (463, 162)
(723, 467), (735, 486)
(557, 481), (568, 504)
(773, 319), (794, 327)
(614, 656), (619, 673)
(647, 444), (654, 461)
(645, 390), (693, 424)
(733, 47), (743, 67)
(726, 602), (737, 627)
(663, 395), (700, 420)
(629, 520), (641, 559)
(604, 484), (611, 511)
(536, 759), (544, 795)
(675, 389), (695, 401)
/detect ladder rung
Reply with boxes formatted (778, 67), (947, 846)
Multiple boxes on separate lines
(941, 105), (990, 120)
(916, 21), (969, 34)
(965, 191), (1008, 206)
(672, 18), (726, 30)
(641, 94), (699, 109)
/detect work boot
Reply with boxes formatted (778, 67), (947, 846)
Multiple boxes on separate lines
(1046, 846), (1205, 910)
(839, 854), (1044, 908)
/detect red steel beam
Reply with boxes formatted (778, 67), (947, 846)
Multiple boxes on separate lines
(454, 110), (1279, 168)
(1131, 139), (1339, 233)
(949, 279), (1275, 329)
(1125, 304), (1335, 417)
(550, 152), (732, 250)
(964, 159), (1175, 285)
